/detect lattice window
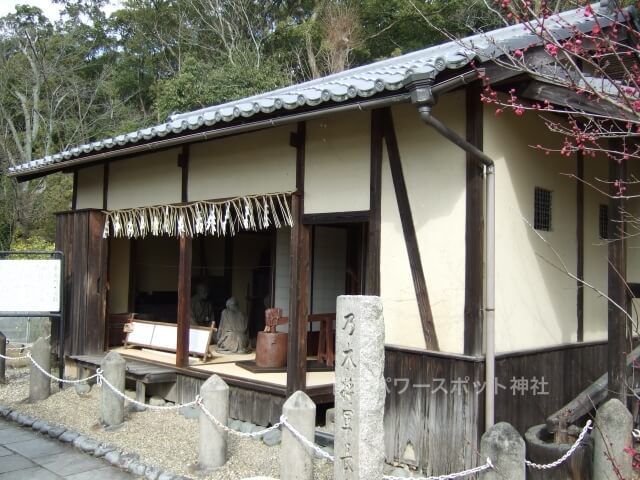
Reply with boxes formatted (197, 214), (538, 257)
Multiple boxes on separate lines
(599, 204), (609, 240)
(534, 187), (552, 231)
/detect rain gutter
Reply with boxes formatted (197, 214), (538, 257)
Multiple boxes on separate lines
(405, 72), (497, 430)
(10, 71), (479, 181)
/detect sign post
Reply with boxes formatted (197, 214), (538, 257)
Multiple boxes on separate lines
(0, 251), (65, 387)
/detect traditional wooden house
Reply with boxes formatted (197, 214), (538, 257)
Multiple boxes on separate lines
(8, 2), (637, 474)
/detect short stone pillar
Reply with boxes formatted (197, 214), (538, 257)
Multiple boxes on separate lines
(100, 351), (125, 427)
(0, 331), (6, 384)
(334, 296), (385, 480)
(593, 398), (632, 480)
(281, 390), (316, 480)
(29, 337), (51, 402)
(480, 422), (525, 480)
(198, 374), (229, 471)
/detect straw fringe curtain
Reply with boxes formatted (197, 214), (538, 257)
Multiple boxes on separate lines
(103, 192), (294, 239)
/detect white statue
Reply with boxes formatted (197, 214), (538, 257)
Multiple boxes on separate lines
(216, 297), (249, 354)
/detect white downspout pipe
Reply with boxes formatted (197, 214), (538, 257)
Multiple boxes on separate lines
(407, 74), (496, 429)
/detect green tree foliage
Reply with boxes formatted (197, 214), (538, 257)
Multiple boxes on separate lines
(0, 0), (500, 248)
(154, 56), (290, 120)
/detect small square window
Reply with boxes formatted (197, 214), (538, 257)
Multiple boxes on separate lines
(599, 204), (609, 240)
(534, 187), (552, 231)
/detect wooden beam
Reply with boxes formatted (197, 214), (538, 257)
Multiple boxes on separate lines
(287, 121), (311, 395)
(71, 170), (78, 210)
(518, 80), (630, 120)
(179, 144), (190, 203)
(176, 236), (192, 368)
(102, 163), (109, 210)
(366, 109), (383, 295)
(608, 150), (628, 402)
(382, 108), (439, 351)
(303, 210), (371, 225)
(464, 84), (484, 356)
(576, 152), (585, 342)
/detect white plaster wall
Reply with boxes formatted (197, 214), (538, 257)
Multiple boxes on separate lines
(189, 126), (296, 201)
(485, 109), (578, 352)
(582, 158), (640, 341)
(108, 149), (182, 209)
(305, 110), (370, 214)
(626, 161), (640, 318)
(381, 94), (467, 353)
(76, 165), (104, 209)
(582, 156), (609, 341)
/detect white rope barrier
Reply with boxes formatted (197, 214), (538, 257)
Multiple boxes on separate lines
(196, 396), (284, 438)
(525, 420), (593, 470)
(0, 351), (596, 478)
(98, 370), (198, 411)
(26, 353), (100, 385)
(278, 415), (334, 462)
(382, 461), (494, 480)
(0, 351), (30, 360)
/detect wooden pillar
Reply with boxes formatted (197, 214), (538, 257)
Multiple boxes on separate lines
(71, 171), (78, 210)
(366, 109), (383, 295)
(464, 84), (484, 356)
(576, 152), (584, 342)
(287, 122), (311, 396)
(179, 145), (190, 203)
(608, 151), (628, 402)
(102, 163), (109, 210)
(382, 108), (439, 351)
(177, 236), (192, 368)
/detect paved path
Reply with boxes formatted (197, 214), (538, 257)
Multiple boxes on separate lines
(0, 418), (134, 479)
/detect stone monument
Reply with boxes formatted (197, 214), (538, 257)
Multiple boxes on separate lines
(334, 295), (385, 480)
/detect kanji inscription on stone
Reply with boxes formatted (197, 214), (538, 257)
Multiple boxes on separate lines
(334, 296), (385, 480)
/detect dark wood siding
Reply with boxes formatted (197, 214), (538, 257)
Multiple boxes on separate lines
(56, 210), (108, 356)
(495, 341), (608, 434)
(383, 346), (484, 475)
(384, 341), (608, 474)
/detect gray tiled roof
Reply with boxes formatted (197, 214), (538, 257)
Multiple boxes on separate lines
(9, 2), (614, 176)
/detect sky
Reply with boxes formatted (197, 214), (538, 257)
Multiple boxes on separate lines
(0, 0), (122, 19)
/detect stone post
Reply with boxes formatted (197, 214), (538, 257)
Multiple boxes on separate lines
(0, 331), (6, 384)
(480, 422), (525, 480)
(198, 374), (229, 471)
(281, 390), (316, 480)
(334, 296), (385, 480)
(100, 351), (125, 427)
(29, 337), (51, 402)
(593, 398), (632, 480)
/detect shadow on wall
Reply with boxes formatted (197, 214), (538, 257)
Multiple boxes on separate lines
(489, 107), (583, 350)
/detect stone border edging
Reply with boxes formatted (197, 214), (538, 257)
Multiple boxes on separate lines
(0, 404), (190, 480)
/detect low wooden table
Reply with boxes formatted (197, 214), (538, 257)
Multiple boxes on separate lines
(70, 354), (177, 404)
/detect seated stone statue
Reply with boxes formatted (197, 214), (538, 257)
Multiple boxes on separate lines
(190, 283), (214, 326)
(216, 297), (249, 354)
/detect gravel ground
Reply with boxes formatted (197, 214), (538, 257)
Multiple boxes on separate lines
(0, 365), (333, 480)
